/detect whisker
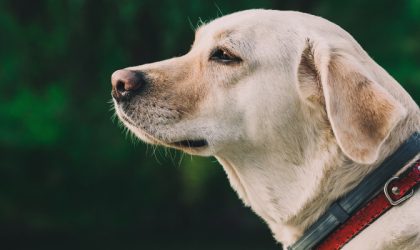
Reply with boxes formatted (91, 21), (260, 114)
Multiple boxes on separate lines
(214, 3), (224, 17)
(178, 151), (185, 167)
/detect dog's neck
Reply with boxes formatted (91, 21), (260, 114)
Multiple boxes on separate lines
(215, 138), (345, 245)
(215, 107), (416, 247)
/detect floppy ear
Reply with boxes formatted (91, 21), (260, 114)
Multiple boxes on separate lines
(297, 41), (406, 164)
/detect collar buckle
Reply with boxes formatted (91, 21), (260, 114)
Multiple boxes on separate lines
(383, 176), (414, 206)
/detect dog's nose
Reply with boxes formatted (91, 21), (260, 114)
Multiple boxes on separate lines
(111, 69), (145, 102)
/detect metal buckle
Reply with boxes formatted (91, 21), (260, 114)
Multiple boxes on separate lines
(383, 176), (414, 206)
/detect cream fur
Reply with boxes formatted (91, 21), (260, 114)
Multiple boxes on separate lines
(112, 10), (420, 249)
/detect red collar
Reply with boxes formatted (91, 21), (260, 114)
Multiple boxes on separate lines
(288, 132), (420, 250)
(316, 160), (420, 250)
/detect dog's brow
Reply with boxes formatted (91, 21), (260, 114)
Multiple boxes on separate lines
(213, 30), (234, 40)
(214, 30), (247, 54)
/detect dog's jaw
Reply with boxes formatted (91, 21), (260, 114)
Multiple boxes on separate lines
(114, 95), (236, 156)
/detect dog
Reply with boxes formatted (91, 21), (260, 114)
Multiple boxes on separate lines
(111, 10), (420, 249)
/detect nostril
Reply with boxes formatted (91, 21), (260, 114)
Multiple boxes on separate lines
(116, 80), (126, 93)
(111, 69), (146, 101)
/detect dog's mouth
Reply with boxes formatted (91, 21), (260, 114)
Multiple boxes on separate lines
(170, 139), (208, 148)
(114, 103), (209, 150)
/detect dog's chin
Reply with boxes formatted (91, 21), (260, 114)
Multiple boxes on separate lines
(135, 127), (210, 155)
(119, 115), (211, 155)
(119, 118), (160, 145)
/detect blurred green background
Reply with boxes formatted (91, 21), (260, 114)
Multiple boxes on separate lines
(0, 0), (419, 249)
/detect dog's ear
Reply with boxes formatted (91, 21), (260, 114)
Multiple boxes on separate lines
(297, 40), (406, 164)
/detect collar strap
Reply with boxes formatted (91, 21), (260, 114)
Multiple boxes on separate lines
(288, 132), (420, 250)
(316, 159), (420, 250)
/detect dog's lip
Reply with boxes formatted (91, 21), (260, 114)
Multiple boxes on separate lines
(170, 139), (208, 148)
(115, 105), (208, 149)
(120, 114), (136, 127)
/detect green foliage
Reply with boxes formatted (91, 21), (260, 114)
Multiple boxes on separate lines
(0, 0), (418, 249)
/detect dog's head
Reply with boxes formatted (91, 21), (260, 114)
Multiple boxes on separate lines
(112, 10), (406, 163)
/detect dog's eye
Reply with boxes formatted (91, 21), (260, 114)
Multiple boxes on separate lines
(209, 48), (241, 64)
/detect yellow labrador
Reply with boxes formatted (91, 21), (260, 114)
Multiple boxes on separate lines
(111, 10), (420, 249)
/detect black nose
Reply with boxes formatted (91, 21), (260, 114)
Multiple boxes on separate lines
(111, 69), (145, 102)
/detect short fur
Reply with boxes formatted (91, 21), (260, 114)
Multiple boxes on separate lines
(112, 10), (420, 249)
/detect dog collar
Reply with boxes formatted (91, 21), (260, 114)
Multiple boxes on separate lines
(288, 132), (420, 250)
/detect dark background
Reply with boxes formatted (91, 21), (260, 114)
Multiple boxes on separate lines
(0, 0), (419, 249)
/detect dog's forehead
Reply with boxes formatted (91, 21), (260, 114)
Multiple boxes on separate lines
(196, 10), (268, 40)
(194, 23), (245, 46)
(193, 10), (312, 49)
(192, 13), (272, 53)
(195, 10), (347, 43)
